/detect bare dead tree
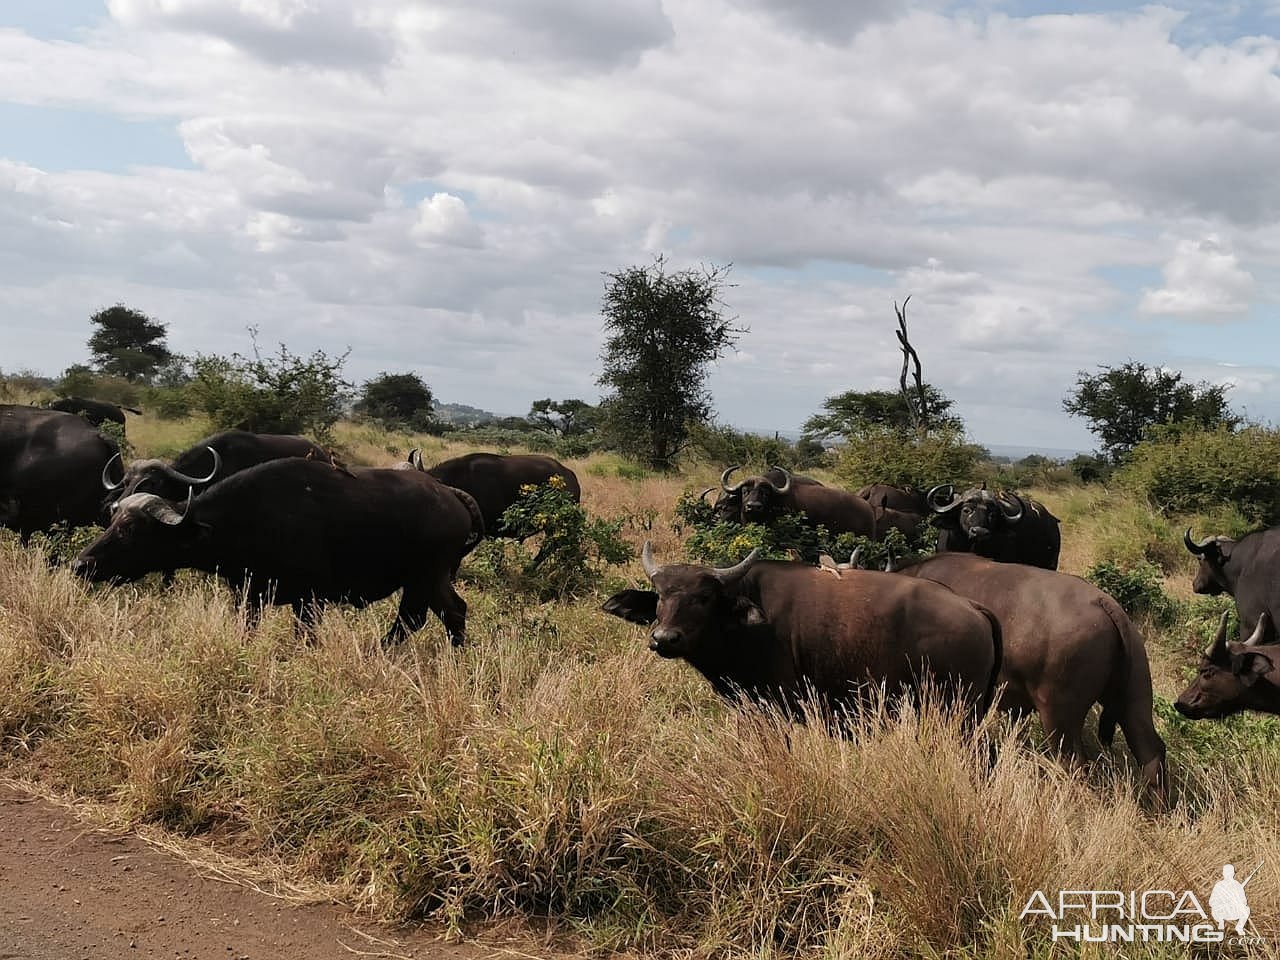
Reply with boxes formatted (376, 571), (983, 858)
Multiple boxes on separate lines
(894, 296), (928, 436)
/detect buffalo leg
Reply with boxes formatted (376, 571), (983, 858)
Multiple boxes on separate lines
(291, 598), (324, 643)
(383, 573), (466, 647)
(1038, 699), (1089, 769)
(1114, 701), (1168, 806)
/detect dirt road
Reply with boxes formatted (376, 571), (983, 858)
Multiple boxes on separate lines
(0, 785), (516, 960)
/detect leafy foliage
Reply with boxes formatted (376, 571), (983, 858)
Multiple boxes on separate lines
(833, 426), (985, 491)
(87, 304), (172, 382)
(684, 422), (826, 472)
(1117, 424), (1280, 525)
(1064, 360), (1239, 463)
(186, 334), (353, 442)
(356, 372), (435, 431)
(1085, 559), (1178, 626)
(803, 384), (960, 441)
(528, 399), (600, 438)
(26, 522), (103, 566)
(596, 256), (742, 470)
(470, 477), (634, 601)
(55, 365), (142, 408)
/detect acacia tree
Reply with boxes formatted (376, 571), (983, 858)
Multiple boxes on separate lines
(1063, 360), (1239, 462)
(87, 304), (172, 381)
(528, 398), (599, 437)
(596, 256), (742, 470)
(803, 384), (960, 441)
(357, 372), (434, 429)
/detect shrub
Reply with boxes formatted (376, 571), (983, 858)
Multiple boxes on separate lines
(27, 522), (102, 566)
(468, 478), (634, 601)
(684, 422), (827, 472)
(1117, 424), (1280, 525)
(54, 366), (141, 407)
(1085, 559), (1178, 626)
(186, 337), (353, 442)
(832, 426), (984, 490)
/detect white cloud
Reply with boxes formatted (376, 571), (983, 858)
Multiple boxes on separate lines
(1139, 235), (1256, 318)
(411, 193), (484, 249)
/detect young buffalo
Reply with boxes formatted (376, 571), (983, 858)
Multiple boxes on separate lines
(1175, 613), (1280, 719)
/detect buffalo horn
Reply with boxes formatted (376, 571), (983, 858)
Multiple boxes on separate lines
(641, 540), (662, 581)
(765, 466), (792, 494)
(712, 548), (760, 584)
(926, 483), (961, 513)
(1245, 612), (1272, 646)
(720, 465), (746, 493)
(101, 452), (124, 491)
(849, 546), (863, 569)
(1208, 610), (1231, 659)
(162, 447), (222, 486)
(1184, 528), (1212, 556)
(997, 493), (1024, 523)
(698, 486), (716, 503)
(408, 448), (424, 471)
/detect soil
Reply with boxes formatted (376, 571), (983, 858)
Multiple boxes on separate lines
(0, 784), (540, 960)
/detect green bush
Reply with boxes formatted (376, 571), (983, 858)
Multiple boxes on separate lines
(54, 366), (141, 408)
(27, 522), (103, 566)
(467, 479), (633, 601)
(684, 422), (827, 472)
(1118, 424), (1280, 525)
(1084, 559), (1178, 626)
(832, 426), (984, 491)
(186, 338), (352, 442)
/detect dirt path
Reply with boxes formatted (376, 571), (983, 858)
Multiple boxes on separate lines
(0, 785), (539, 960)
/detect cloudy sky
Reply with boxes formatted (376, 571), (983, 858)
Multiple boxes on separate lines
(4, 1), (1280, 451)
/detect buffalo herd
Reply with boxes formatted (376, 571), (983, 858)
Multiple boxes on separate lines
(4, 399), (1279, 799)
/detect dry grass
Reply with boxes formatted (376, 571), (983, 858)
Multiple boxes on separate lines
(2, 414), (1280, 958)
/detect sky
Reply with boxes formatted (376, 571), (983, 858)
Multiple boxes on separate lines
(3, 2), (1280, 451)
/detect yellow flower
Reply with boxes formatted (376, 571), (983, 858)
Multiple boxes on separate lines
(520, 483), (538, 495)
(549, 474), (567, 490)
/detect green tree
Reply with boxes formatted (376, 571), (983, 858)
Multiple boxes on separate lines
(1064, 360), (1239, 463)
(356, 372), (434, 430)
(528, 398), (599, 437)
(596, 256), (742, 470)
(803, 384), (960, 441)
(87, 304), (172, 381)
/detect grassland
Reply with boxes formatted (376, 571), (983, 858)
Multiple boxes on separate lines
(2, 413), (1280, 958)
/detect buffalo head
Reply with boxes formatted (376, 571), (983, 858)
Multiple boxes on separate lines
(102, 447), (222, 510)
(720, 465), (794, 523)
(1174, 612), (1274, 719)
(601, 541), (763, 660)
(1183, 529), (1234, 595)
(73, 489), (197, 583)
(926, 484), (1023, 542)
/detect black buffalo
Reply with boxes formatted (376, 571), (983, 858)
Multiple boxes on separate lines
(421, 451), (581, 538)
(1, 405), (119, 540)
(857, 483), (927, 514)
(700, 466), (822, 523)
(718, 466), (876, 538)
(602, 542), (1001, 723)
(1175, 613), (1280, 719)
(47, 397), (140, 427)
(897, 552), (1166, 797)
(103, 430), (331, 509)
(926, 484), (1060, 569)
(1184, 527), (1280, 639)
(73, 460), (483, 645)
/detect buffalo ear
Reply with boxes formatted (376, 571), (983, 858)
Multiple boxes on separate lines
(1233, 651), (1275, 687)
(733, 596), (766, 626)
(602, 590), (659, 625)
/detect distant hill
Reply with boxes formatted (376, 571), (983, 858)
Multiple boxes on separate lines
(433, 401), (508, 428)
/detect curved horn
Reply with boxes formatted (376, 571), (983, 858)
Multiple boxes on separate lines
(712, 548), (760, 584)
(1245, 612), (1272, 646)
(641, 540), (662, 581)
(720, 465), (746, 493)
(408, 448), (424, 471)
(101, 452), (124, 491)
(1184, 527), (1212, 556)
(766, 466), (792, 495)
(1208, 610), (1231, 658)
(698, 486), (716, 504)
(162, 447), (222, 486)
(997, 493), (1024, 523)
(926, 483), (961, 513)
(848, 547), (863, 569)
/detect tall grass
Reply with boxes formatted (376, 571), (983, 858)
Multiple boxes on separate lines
(2, 414), (1280, 956)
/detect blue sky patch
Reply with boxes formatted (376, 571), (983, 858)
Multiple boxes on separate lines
(0, 103), (193, 174)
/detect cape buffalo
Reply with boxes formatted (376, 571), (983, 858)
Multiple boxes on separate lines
(422, 451), (580, 538)
(718, 466), (876, 538)
(700, 466), (822, 523)
(601, 542), (1002, 724)
(857, 483), (927, 514)
(926, 484), (1061, 569)
(1184, 527), (1280, 639)
(895, 552), (1166, 796)
(74, 460), (483, 645)
(1, 405), (119, 540)
(47, 397), (140, 427)
(1175, 613), (1280, 719)
(103, 430), (331, 509)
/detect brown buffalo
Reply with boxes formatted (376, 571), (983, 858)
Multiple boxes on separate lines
(927, 484), (1061, 569)
(896, 552), (1166, 796)
(602, 542), (1002, 724)
(857, 483), (927, 514)
(700, 466), (822, 523)
(719, 466), (876, 538)
(1175, 613), (1280, 719)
